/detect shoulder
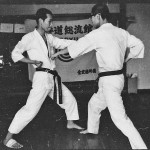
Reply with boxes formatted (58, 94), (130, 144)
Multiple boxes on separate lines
(21, 31), (35, 43)
(46, 33), (62, 45)
(85, 27), (105, 40)
(111, 24), (128, 34)
(46, 33), (54, 40)
(105, 24), (129, 38)
(85, 29), (97, 38)
(116, 27), (130, 39)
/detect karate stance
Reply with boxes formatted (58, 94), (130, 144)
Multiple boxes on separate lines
(3, 8), (82, 149)
(51, 3), (147, 149)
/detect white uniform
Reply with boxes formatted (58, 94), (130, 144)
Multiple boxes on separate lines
(9, 29), (79, 134)
(67, 23), (147, 149)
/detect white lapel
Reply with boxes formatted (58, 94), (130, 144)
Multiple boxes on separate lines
(33, 29), (49, 58)
(45, 34), (54, 57)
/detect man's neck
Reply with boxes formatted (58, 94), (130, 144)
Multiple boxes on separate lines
(101, 19), (108, 26)
(36, 28), (45, 37)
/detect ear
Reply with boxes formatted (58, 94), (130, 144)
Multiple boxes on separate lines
(39, 18), (43, 24)
(96, 13), (101, 20)
(98, 13), (102, 20)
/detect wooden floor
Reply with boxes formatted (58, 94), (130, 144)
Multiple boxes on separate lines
(0, 82), (150, 149)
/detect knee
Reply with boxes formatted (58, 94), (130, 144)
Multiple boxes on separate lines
(88, 100), (99, 113)
(70, 98), (77, 106)
(111, 111), (129, 126)
(63, 96), (77, 106)
(23, 105), (39, 116)
(88, 98), (99, 110)
(88, 98), (95, 107)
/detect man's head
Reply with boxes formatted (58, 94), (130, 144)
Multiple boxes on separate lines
(91, 3), (110, 29)
(36, 8), (53, 32)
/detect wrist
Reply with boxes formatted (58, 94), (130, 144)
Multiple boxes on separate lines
(58, 51), (62, 55)
(32, 60), (36, 64)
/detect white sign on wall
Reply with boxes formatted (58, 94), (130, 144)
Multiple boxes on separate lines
(25, 19), (98, 82)
(0, 23), (13, 33)
(14, 24), (26, 33)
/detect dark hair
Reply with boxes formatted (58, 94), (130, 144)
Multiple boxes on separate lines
(36, 8), (53, 24)
(91, 3), (110, 21)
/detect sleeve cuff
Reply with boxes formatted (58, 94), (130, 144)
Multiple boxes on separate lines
(12, 55), (24, 63)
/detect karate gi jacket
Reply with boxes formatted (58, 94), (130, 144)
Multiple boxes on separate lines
(67, 23), (144, 73)
(12, 29), (73, 89)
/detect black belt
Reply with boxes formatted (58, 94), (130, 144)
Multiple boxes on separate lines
(36, 68), (62, 104)
(95, 69), (124, 93)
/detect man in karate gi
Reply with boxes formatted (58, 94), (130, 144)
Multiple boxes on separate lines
(51, 3), (147, 149)
(3, 8), (82, 149)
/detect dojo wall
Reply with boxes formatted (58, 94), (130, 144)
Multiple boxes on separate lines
(0, 4), (119, 15)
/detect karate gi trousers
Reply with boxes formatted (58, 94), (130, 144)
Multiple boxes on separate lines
(8, 72), (79, 134)
(87, 74), (147, 149)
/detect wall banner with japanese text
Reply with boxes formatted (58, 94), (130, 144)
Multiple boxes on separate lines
(26, 19), (98, 82)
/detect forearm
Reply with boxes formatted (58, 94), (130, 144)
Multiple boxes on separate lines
(51, 48), (68, 60)
(19, 57), (36, 64)
(57, 48), (68, 55)
(51, 35), (75, 49)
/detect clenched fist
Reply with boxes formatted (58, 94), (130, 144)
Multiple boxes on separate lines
(34, 60), (43, 68)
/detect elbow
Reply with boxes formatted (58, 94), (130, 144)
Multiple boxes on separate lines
(11, 48), (24, 63)
(139, 42), (144, 58)
(11, 53), (22, 63)
(141, 41), (144, 50)
(11, 56), (17, 63)
(11, 53), (16, 63)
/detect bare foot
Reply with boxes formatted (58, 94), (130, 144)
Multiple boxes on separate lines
(80, 129), (89, 134)
(3, 138), (23, 149)
(67, 122), (84, 130)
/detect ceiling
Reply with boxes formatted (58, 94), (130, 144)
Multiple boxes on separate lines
(0, 0), (149, 4)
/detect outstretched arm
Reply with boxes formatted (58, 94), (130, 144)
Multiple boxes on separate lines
(51, 31), (96, 60)
(47, 34), (75, 50)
